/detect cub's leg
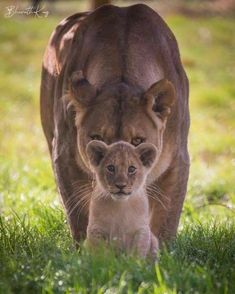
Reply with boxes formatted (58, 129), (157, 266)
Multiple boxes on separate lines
(150, 233), (159, 260)
(133, 228), (151, 258)
(86, 225), (107, 248)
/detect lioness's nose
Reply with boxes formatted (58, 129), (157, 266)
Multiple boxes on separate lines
(115, 184), (126, 190)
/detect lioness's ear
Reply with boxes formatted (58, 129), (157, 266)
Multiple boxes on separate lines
(136, 143), (157, 168)
(69, 71), (96, 107)
(86, 140), (108, 167)
(144, 79), (176, 120)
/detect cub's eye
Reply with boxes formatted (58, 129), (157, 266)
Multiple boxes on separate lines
(90, 134), (103, 141)
(128, 166), (136, 174)
(131, 137), (145, 146)
(107, 165), (115, 173)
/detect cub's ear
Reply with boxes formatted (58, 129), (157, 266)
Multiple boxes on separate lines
(136, 143), (158, 168)
(144, 79), (176, 120)
(69, 71), (97, 107)
(86, 140), (108, 167)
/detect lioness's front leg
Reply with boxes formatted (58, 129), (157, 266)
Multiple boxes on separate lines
(54, 164), (91, 243)
(50, 78), (94, 244)
(53, 160), (91, 243)
(149, 157), (190, 243)
(53, 137), (91, 243)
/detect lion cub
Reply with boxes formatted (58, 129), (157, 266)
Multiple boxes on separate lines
(86, 140), (159, 258)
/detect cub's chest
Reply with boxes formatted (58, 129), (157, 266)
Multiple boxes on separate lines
(101, 208), (147, 250)
(91, 200), (149, 235)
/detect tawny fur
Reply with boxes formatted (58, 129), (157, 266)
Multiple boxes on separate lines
(40, 4), (190, 244)
(86, 141), (158, 258)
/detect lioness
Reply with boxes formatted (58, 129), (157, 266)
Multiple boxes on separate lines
(86, 140), (158, 258)
(40, 4), (190, 244)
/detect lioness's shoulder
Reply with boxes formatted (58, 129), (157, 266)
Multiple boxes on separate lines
(43, 12), (89, 75)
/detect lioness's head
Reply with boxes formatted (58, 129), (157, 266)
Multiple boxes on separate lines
(87, 141), (157, 200)
(68, 71), (176, 172)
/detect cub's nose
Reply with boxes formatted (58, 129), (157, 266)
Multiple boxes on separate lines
(115, 184), (126, 190)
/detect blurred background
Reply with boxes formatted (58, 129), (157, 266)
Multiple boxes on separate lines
(0, 0), (234, 224)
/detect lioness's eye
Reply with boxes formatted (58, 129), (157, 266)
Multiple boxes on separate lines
(107, 165), (115, 173)
(131, 137), (145, 146)
(128, 166), (136, 174)
(90, 134), (103, 141)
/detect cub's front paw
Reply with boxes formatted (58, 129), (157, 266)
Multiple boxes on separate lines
(149, 233), (159, 261)
(86, 227), (107, 248)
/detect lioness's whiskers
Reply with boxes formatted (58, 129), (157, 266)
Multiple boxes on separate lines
(147, 184), (170, 202)
(70, 179), (88, 185)
(92, 190), (106, 201)
(77, 197), (90, 222)
(71, 182), (92, 192)
(65, 185), (92, 209)
(75, 190), (106, 224)
(146, 185), (164, 196)
(71, 180), (92, 188)
(67, 183), (93, 217)
(147, 183), (165, 196)
(147, 189), (169, 204)
(150, 183), (170, 201)
(67, 193), (87, 212)
(66, 194), (88, 213)
(71, 186), (92, 198)
(68, 192), (90, 217)
(146, 187), (169, 211)
(147, 192), (168, 211)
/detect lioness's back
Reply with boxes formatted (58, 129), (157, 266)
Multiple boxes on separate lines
(66, 4), (182, 89)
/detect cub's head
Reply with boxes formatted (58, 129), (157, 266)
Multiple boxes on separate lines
(87, 141), (157, 201)
(67, 71), (176, 173)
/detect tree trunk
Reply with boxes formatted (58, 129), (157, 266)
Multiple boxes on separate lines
(31, 0), (42, 12)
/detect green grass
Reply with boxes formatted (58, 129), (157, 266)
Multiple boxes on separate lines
(1, 213), (235, 293)
(0, 3), (235, 293)
(0, 212), (235, 293)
